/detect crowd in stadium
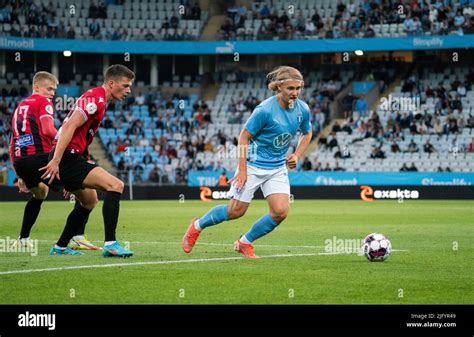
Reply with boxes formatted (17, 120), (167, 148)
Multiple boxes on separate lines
(0, 0), (203, 41)
(218, 0), (474, 40)
(308, 64), (474, 172)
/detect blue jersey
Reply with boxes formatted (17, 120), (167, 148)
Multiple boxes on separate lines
(244, 96), (311, 169)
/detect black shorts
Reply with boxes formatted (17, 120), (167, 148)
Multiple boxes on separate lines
(13, 154), (52, 189)
(49, 150), (98, 192)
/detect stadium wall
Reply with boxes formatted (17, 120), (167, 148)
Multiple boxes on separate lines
(1, 35), (474, 54)
(0, 185), (473, 202)
(188, 171), (474, 187)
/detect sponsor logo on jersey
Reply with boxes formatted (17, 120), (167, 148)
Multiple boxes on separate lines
(273, 132), (292, 149)
(15, 134), (33, 148)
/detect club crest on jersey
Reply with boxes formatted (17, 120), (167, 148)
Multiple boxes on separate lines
(273, 132), (292, 149)
(297, 113), (303, 124)
(86, 102), (97, 114)
(45, 105), (54, 115)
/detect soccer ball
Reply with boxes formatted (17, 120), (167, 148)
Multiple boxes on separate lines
(362, 233), (391, 262)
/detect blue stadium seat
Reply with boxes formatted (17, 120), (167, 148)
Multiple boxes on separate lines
(190, 94), (199, 103)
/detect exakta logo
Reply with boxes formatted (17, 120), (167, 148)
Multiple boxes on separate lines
(360, 185), (419, 201)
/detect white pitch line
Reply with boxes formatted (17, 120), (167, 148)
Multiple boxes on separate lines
(0, 250), (409, 276)
(0, 253), (320, 276)
(35, 240), (410, 251)
(35, 240), (328, 249)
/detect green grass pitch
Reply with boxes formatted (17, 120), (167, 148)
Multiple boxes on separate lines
(0, 200), (472, 304)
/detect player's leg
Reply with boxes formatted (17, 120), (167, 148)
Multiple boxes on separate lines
(67, 190), (102, 250)
(242, 193), (288, 243)
(51, 188), (98, 255)
(235, 168), (290, 258)
(81, 167), (132, 257)
(197, 198), (250, 230)
(18, 183), (48, 239)
(182, 198), (250, 253)
(182, 170), (258, 253)
(14, 155), (50, 243)
(235, 193), (289, 259)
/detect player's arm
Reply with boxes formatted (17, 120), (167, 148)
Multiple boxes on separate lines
(39, 115), (57, 140)
(228, 128), (252, 189)
(287, 130), (313, 169)
(287, 107), (313, 169)
(8, 138), (28, 192)
(39, 110), (86, 184)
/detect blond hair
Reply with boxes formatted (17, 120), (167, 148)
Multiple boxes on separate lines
(33, 71), (58, 85)
(267, 66), (304, 91)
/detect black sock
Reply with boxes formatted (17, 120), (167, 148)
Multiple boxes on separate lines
(103, 191), (121, 242)
(20, 197), (43, 239)
(73, 201), (91, 236)
(57, 205), (92, 247)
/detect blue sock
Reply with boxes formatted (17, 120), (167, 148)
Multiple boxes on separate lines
(199, 204), (229, 230)
(244, 213), (279, 243)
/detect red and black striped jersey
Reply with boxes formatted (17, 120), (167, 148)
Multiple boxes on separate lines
(54, 86), (106, 156)
(10, 94), (56, 159)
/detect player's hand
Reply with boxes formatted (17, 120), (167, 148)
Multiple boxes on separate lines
(17, 178), (29, 193)
(39, 158), (60, 185)
(229, 170), (247, 190)
(286, 154), (298, 169)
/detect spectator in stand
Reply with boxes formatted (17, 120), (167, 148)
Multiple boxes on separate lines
(302, 157), (312, 171)
(391, 141), (401, 153)
(400, 163), (409, 172)
(355, 95), (368, 117)
(468, 138), (474, 153)
(423, 140), (435, 153)
(408, 162), (418, 172)
(135, 92), (145, 105)
(89, 18), (100, 39)
(407, 140), (419, 153)
(143, 152), (153, 165)
(323, 163), (332, 171)
(457, 83), (466, 97)
(333, 162), (345, 171)
(149, 165), (161, 183)
(205, 161), (215, 171)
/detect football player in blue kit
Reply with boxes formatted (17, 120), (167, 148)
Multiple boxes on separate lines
(182, 66), (313, 258)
